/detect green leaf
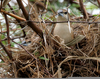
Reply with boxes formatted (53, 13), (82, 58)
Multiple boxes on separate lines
(39, 56), (49, 60)
(93, 14), (100, 17)
(71, 4), (80, 8)
(1, 35), (7, 45)
(29, 0), (35, 1)
(34, 52), (39, 56)
(86, 2), (98, 10)
(11, 42), (15, 47)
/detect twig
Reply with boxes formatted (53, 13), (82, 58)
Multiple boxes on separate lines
(1, 36), (25, 41)
(3, 13), (10, 48)
(0, 9), (26, 21)
(97, 0), (100, 8)
(44, 0), (47, 6)
(0, 28), (22, 33)
(0, 55), (4, 62)
(79, 0), (89, 19)
(27, 20), (100, 24)
(0, 40), (13, 60)
(0, 0), (3, 10)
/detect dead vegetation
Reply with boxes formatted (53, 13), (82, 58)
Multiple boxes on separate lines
(0, 0), (100, 78)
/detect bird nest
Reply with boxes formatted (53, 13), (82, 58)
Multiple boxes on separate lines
(0, 0), (100, 78)
(0, 16), (100, 78)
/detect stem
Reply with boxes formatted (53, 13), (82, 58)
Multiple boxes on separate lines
(79, 0), (89, 19)
(97, 0), (100, 8)
(3, 13), (10, 48)
(0, 41), (13, 60)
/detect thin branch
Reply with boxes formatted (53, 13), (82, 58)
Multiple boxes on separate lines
(0, 55), (4, 62)
(1, 36), (25, 41)
(3, 13), (10, 48)
(44, 0), (47, 6)
(27, 20), (100, 24)
(0, 0), (3, 10)
(97, 0), (100, 8)
(0, 40), (13, 60)
(79, 0), (89, 19)
(0, 9), (26, 21)
(0, 28), (22, 33)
